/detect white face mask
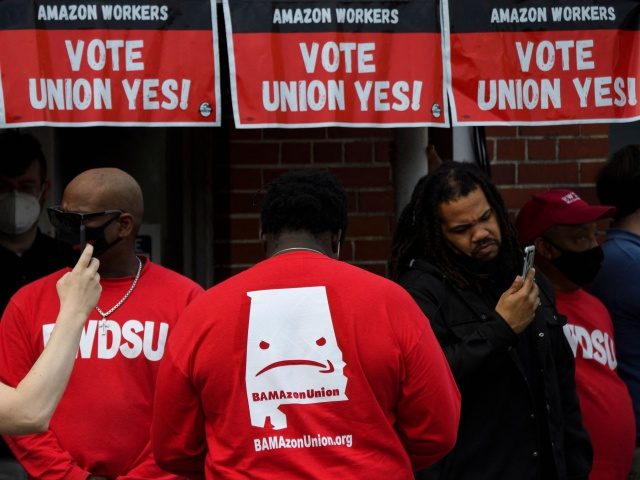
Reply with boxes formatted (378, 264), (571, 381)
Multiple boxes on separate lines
(0, 191), (42, 234)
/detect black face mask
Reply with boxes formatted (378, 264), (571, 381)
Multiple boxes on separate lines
(547, 240), (604, 287)
(75, 219), (123, 258)
(48, 207), (123, 258)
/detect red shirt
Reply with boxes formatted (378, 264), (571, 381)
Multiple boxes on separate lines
(0, 258), (203, 479)
(556, 288), (635, 480)
(152, 251), (461, 479)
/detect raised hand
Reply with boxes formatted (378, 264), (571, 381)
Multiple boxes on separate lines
(56, 244), (101, 320)
(495, 268), (540, 334)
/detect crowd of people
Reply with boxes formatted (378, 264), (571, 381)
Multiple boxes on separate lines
(0, 128), (638, 479)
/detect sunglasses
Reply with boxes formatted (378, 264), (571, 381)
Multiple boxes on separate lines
(47, 207), (124, 251)
(47, 206), (123, 228)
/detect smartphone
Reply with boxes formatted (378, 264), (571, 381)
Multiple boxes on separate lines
(521, 245), (535, 278)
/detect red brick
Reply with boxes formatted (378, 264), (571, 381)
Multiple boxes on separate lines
(345, 142), (374, 163)
(281, 142), (312, 164)
(229, 242), (263, 265)
(353, 239), (391, 261)
(230, 143), (279, 165)
(229, 217), (260, 240)
(519, 125), (580, 137)
(527, 139), (557, 161)
(327, 128), (394, 140)
(485, 126), (518, 137)
(499, 187), (549, 210)
(559, 138), (609, 159)
(347, 192), (358, 212)
(348, 215), (391, 237)
(518, 162), (579, 184)
(355, 263), (387, 277)
(262, 167), (320, 184)
(228, 192), (262, 214)
(358, 190), (395, 213)
(314, 142), (343, 164)
(496, 139), (526, 161)
(263, 128), (327, 140)
(229, 128), (263, 141)
(330, 166), (391, 188)
(229, 167), (263, 190)
(572, 186), (600, 205)
(490, 163), (516, 185)
(580, 123), (609, 136)
(580, 161), (607, 184)
(374, 141), (392, 164)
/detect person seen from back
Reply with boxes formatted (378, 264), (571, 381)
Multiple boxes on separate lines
(152, 170), (461, 479)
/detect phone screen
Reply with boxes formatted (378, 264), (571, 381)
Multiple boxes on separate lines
(521, 245), (535, 278)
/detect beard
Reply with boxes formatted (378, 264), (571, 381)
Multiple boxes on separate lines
(449, 240), (517, 292)
(470, 237), (500, 260)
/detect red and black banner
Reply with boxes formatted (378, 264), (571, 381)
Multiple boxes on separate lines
(446, 0), (640, 125)
(223, 0), (446, 128)
(0, 0), (220, 127)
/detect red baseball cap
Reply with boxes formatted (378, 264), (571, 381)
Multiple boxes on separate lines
(516, 189), (615, 245)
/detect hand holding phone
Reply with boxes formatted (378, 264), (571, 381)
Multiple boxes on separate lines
(521, 245), (535, 278)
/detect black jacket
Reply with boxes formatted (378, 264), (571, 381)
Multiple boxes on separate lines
(398, 259), (592, 480)
(0, 230), (76, 313)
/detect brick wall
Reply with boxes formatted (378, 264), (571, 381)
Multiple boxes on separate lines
(486, 124), (610, 214)
(213, 123), (611, 282)
(213, 127), (395, 281)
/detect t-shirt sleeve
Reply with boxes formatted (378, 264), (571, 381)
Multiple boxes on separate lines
(151, 308), (207, 478)
(391, 293), (461, 471)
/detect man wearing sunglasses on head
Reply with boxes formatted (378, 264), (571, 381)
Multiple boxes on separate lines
(0, 168), (203, 480)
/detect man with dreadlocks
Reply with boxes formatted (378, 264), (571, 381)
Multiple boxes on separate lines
(152, 170), (461, 478)
(389, 162), (592, 480)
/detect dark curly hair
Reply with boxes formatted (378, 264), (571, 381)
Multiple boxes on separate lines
(0, 130), (47, 181)
(597, 145), (640, 220)
(260, 170), (347, 239)
(389, 162), (521, 290)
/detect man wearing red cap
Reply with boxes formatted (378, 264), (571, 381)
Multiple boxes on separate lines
(516, 188), (635, 480)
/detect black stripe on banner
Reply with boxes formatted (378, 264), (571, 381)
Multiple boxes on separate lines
(0, 0), (213, 30)
(227, 0), (439, 34)
(449, 0), (640, 33)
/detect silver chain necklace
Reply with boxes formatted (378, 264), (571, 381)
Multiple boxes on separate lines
(270, 247), (325, 257)
(96, 257), (143, 335)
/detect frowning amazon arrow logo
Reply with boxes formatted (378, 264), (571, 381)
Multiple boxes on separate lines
(245, 286), (348, 430)
(255, 359), (335, 377)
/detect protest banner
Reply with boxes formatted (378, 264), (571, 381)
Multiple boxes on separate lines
(223, 0), (446, 128)
(0, 0), (220, 127)
(446, 0), (640, 125)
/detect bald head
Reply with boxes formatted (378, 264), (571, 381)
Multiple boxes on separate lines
(62, 168), (144, 227)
